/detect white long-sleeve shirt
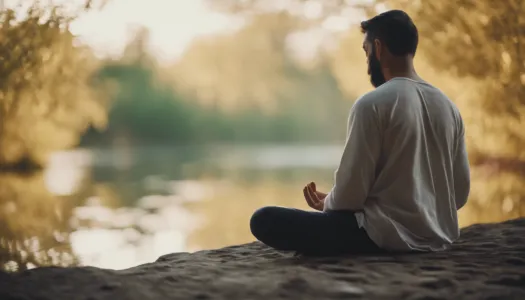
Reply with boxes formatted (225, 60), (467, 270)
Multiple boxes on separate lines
(324, 77), (470, 252)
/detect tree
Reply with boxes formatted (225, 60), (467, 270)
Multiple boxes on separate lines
(92, 62), (201, 145)
(0, 0), (108, 271)
(0, 1), (110, 170)
(170, 12), (307, 112)
(167, 11), (350, 142)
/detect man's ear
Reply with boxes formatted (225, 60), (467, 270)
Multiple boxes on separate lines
(374, 39), (382, 61)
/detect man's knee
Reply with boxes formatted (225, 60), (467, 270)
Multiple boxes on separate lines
(250, 206), (278, 241)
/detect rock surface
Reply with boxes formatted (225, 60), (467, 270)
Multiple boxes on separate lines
(1, 218), (525, 300)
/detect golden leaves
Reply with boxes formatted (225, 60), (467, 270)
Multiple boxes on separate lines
(0, 1), (110, 166)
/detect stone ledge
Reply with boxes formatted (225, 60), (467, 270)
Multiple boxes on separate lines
(1, 218), (524, 300)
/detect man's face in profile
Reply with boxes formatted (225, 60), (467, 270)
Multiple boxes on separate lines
(363, 34), (386, 88)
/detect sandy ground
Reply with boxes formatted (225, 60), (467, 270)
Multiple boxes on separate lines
(1, 217), (524, 300)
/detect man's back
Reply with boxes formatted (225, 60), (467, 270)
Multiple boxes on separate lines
(354, 77), (470, 251)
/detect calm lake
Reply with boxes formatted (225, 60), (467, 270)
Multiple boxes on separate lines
(31, 144), (343, 269)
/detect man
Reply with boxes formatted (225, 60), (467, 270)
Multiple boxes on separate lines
(250, 9), (470, 256)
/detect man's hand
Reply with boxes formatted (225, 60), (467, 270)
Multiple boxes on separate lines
(303, 182), (327, 211)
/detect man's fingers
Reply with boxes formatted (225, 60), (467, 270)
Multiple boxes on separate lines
(304, 185), (319, 208)
(303, 186), (315, 208)
(307, 185), (321, 205)
(311, 182), (325, 199)
(309, 185), (324, 210)
(306, 182), (316, 193)
(304, 184), (323, 211)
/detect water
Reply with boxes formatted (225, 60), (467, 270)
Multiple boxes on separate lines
(0, 144), (343, 270)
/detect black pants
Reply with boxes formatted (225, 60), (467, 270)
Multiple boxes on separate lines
(250, 206), (382, 256)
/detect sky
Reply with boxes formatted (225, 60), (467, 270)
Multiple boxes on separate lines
(69, 0), (243, 61)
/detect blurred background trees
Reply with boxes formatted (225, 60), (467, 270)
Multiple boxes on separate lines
(1, 0), (524, 271)
(81, 12), (350, 146)
(0, 0), (106, 271)
(0, 2), (109, 170)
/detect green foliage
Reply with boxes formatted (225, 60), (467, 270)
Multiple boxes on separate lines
(96, 63), (198, 144)
(83, 58), (348, 146)
(83, 16), (350, 147)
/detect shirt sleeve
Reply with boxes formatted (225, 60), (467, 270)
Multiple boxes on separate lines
(323, 99), (382, 212)
(453, 120), (470, 210)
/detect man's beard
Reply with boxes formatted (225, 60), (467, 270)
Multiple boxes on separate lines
(368, 47), (386, 88)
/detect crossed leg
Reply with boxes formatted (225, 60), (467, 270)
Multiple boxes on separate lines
(250, 206), (382, 256)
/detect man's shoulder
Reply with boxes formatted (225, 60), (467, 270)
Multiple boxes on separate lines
(349, 91), (384, 120)
(356, 79), (408, 102)
(353, 83), (397, 108)
(352, 92), (378, 112)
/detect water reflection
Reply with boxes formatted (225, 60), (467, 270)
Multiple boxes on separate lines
(0, 145), (341, 270)
(0, 172), (77, 271)
(4, 144), (517, 271)
(185, 180), (319, 251)
(70, 196), (200, 269)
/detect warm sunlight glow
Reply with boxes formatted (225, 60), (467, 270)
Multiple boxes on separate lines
(69, 0), (243, 61)
(1, 0), (243, 60)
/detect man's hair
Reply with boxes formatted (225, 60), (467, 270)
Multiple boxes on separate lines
(360, 10), (418, 56)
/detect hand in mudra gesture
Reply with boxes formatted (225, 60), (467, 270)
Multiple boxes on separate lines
(303, 182), (327, 211)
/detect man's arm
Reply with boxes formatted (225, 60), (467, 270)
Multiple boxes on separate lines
(454, 125), (470, 210)
(323, 98), (382, 212)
